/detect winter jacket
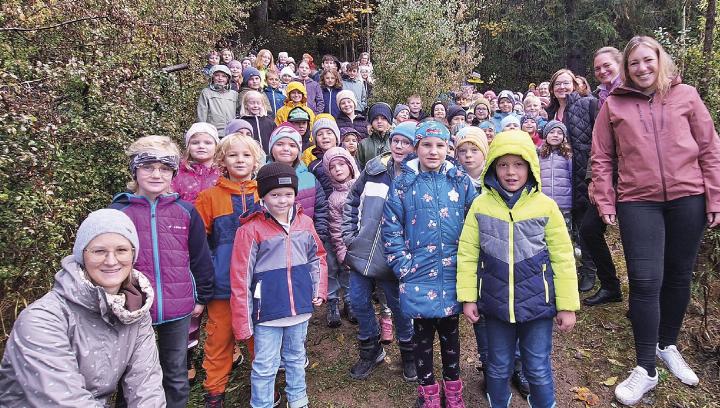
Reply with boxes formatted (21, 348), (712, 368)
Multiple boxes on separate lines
(195, 177), (258, 300)
(323, 148), (360, 264)
(241, 114), (277, 154)
(197, 87), (240, 137)
(230, 204), (328, 340)
(382, 158), (478, 319)
(0, 257), (165, 407)
(342, 78), (368, 112)
(322, 87), (342, 117)
(357, 129), (391, 169)
(275, 82), (316, 127)
(539, 149), (573, 210)
(547, 91), (599, 209)
(343, 153), (399, 280)
(335, 111), (369, 140)
(295, 163), (330, 242)
(292, 77), (324, 115)
(457, 132), (579, 323)
(110, 193), (214, 323)
(591, 79), (720, 215)
(171, 161), (221, 204)
(264, 86), (286, 114)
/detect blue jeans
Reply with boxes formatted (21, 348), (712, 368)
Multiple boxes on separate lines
(349, 271), (413, 341)
(251, 321), (310, 408)
(155, 316), (191, 408)
(485, 317), (555, 408)
(474, 317), (521, 367)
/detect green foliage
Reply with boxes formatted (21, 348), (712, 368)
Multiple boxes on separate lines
(370, 0), (481, 107)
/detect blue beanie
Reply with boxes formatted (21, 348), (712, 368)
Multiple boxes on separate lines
(479, 120), (494, 130)
(500, 115), (520, 129)
(242, 67), (261, 85)
(414, 120), (450, 146)
(368, 102), (392, 123)
(390, 121), (418, 144)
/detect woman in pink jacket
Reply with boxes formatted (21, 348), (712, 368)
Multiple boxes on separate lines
(591, 36), (720, 406)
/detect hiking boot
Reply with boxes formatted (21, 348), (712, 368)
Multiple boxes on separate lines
(398, 340), (417, 382)
(342, 301), (358, 324)
(415, 383), (441, 408)
(232, 343), (244, 368)
(327, 298), (341, 328)
(656, 344), (699, 386)
(577, 268), (596, 292)
(512, 366), (530, 398)
(443, 379), (466, 408)
(379, 314), (394, 344)
(204, 392), (225, 408)
(349, 336), (386, 380)
(582, 287), (622, 306)
(614, 366), (658, 406)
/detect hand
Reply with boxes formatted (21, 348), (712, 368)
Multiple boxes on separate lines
(555, 311), (576, 332)
(312, 297), (324, 306)
(462, 302), (480, 324)
(708, 212), (720, 228)
(191, 303), (205, 318)
(601, 214), (616, 225)
(588, 182), (596, 205)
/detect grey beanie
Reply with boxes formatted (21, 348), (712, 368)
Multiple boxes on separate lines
(73, 209), (140, 265)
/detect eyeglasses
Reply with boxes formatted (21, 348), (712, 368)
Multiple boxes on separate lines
(84, 247), (134, 263)
(553, 81), (574, 88)
(391, 139), (412, 147)
(137, 163), (174, 176)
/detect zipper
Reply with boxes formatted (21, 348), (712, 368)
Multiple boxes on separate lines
(285, 233), (296, 315)
(648, 98), (668, 201)
(478, 261), (484, 299)
(550, 153), (555, 199)
(433, 173), (445, 309)
(149, 199), (163, 322)
(508, 210), (515, 323)
(542, 264), (549, 303)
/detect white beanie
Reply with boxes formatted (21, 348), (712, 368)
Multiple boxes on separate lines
(184, 122), (220, 146)
(73, 209), (140, 265)
(336, 90), (358, 109)
(280, 67), (296, 78)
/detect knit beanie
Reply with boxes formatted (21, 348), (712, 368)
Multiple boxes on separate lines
(520, 116), (537, 126)
(184, 122), (220, 146)
(242, 67), (261, 85)
(368, 102), (392, 123)
(339, 127), (360, 142)
(225, 119), (254, 137)
(394, 104), (410, 118)
(73, 209), (140, 265)
(280, 66), (296, 78)
(479, 120), (494, 130)
(256, 162), (298, 198)
(500, 115), (520, 129)
(312, 114), (340, 144)
(390, 120), (419, 144)
(543, 120), (568, 139)
(473, 97), (492, 114)
(483, 90), (497, 101)
(336, 90), (358, 109)
(447, 105), (467, 120)
(497, 90), (515, 105)
(287, 107), (311, 123)
(455, 127), (489, 158)
(414, 120), (450, 146)
(227, 60), (242, 70)
(269, 123), (302, 155)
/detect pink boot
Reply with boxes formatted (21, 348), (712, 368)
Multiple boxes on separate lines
(379, 314), (394, 344)
(443, 379), (466, 408)
(415, 383), (441, 408)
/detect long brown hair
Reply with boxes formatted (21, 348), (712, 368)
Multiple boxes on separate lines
(547, 69), (577, 113)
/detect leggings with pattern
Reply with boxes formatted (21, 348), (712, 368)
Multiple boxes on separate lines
(413, 315), (460, 386)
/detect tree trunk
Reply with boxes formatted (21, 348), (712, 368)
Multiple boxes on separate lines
(700, 0), (717, 98)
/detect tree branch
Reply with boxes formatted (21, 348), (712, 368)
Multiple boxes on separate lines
(0, 16), (109, 32)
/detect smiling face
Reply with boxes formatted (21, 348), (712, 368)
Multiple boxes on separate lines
(627, 44), (658, 93)
(83, 233), (134, 295)
(223, 142), (256, 182)
(212, 72), (228, 86)
(416, 136), (448, 172)
(188, 133), (217, 165)
(246, 95), (263, 116)
(135, 162), (174, 201)
(229, 65), (242, 78)
(289, 90), (303, 103)
(521, 119), (537, 134)
(594, 52), (620, 86)
(474, 104), (489, 120)
(267, 73), (280, 88)
(495, 154), (528, 192)
(433, 104), (446, 119)
(524, 100), (541, 116)
(347, 68), (358, 80)
(263, 187), (295, 223)
(271, 138), (300, 166)
(552, 73), (575, 100)
(315, 128), (337, 151)
(498, 98), (513, 113)
(546, 127), (565, 146)
(396, 109), (410, 122)
(247, 75), (261, 90)
(339, 98), (356, 115)
(537, 82), (550, 97)
(483, 127), (495, 143)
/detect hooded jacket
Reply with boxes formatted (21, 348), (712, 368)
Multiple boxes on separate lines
(195, 177), (259, 299)
(382, 158), (478, 319)
(275, 82), (316, 126)
(241, 114), (277, 154)
(110, 193), (214, 323)
(230, 204), (328, 340)
(197, 87), (240, 137)
(322, 147), (360, 264)
(171, 161), (221, 204)
(456, 131), (579, 323)
(357, 129), (391, 169)
(0, 257), (165, 407)
(591, 79), (720, 215)
(292, 77), (325, 114)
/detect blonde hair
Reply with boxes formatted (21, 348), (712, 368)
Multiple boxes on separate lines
(125, 135), (180, 192)
(594, 46), (622, 65)
(215, 134), (266, 177)
(182, 132), (218, 170)
(239, 91), (269, 117)
(254, 49), (276, 71)
(622, 36), (677, 95)
(523, 94), (541, 107)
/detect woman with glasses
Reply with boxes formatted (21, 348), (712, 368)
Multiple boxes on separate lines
(0, 209), (166, 407)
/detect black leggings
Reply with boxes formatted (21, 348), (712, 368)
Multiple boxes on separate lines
(413, 315), (460, 386)
(616, 195), (706, 373)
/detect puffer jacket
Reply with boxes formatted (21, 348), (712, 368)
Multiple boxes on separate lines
(241, 114), (277, 154)
(230, 204), (328, 340)
(382, 158), (477, 319)
(195, 177), (258, 299)
(335, 111), (369, 140)
(295, 162), (329, 242)
(0, 257), (165, 407)
(323, 147), (360, 264)
(292, 77), (324, 114)
(539, 148), (573, 210)
(357, 129), (391, 170)
(171, 161), (221, 204)
(457, 131), (579, 323)
(197, 87), (240, 137)
(110, 193), (214, 323)
(591, 78), (720, 215)
(343, 153), (398, 280)
(275, 82), (316, 127)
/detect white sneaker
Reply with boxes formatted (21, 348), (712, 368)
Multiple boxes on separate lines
(656, 344), (699, 386)
(614, 366), (658, 406)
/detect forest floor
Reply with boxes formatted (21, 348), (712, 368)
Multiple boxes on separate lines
(188, 230), (720, 408)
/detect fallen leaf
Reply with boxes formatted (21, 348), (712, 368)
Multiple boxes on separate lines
(571, 386), (601, 407)
(310, 362), (319, 369)
(607, 358), (625, 367)
(601, 376), (618, 386)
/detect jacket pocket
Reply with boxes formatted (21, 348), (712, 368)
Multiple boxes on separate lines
(542, 264), (549, 304)
(477, 261), (484, 300)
